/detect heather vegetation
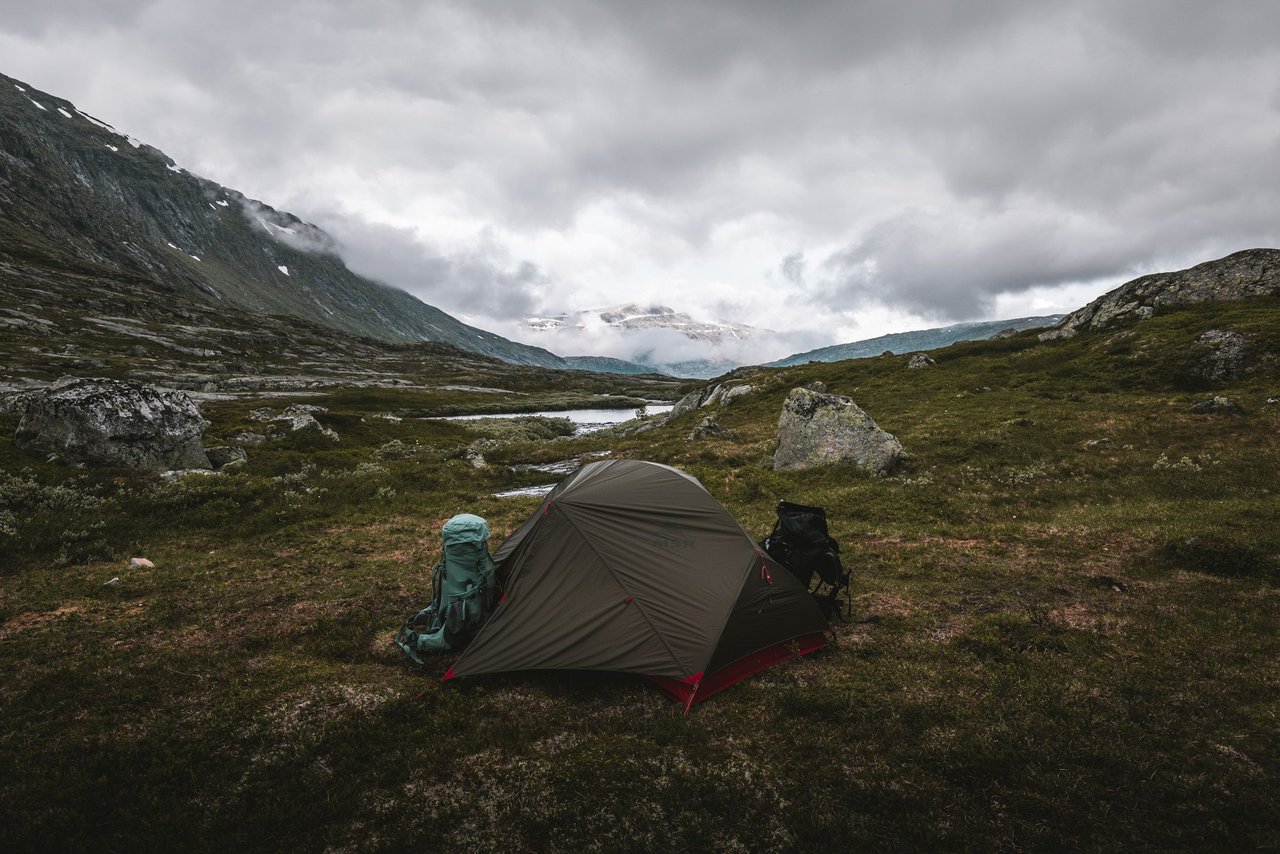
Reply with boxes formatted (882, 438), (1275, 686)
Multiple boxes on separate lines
(2, 299), (1278, 851)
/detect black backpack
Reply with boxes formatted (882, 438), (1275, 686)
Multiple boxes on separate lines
(760, 500), (850, 620)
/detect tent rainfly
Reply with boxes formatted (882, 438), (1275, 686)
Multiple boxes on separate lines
(444, 459), (831, 707)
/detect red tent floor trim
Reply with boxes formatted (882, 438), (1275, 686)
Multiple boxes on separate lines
(645, 631), (829, 708)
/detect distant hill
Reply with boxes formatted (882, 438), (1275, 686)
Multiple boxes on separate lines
(767, 316), (1062, 367)
(563, 355), (670, 376)
(0, 72), (566, 369)
(1040, 248), (1280, 340)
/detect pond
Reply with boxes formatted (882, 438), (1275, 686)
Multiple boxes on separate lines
(441, 403), (674, 434)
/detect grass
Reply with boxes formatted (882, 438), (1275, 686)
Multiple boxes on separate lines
(1, 300), (1278, 851)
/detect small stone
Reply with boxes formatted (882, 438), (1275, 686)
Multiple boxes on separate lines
(128, 557), (155, 569)
(689, 417), (734, 440)
(1084, 438), (1113, 449)
(206, 446), (248, 469)
(1190, 396), (1241, 414)
(103, 577), (120, 586)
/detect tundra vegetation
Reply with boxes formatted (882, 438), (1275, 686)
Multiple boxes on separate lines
(1, 296), (1278, 851)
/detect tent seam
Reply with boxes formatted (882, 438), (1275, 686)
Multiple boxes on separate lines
(553, 503), (690, 676)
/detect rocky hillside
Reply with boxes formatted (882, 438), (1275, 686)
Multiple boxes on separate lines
(0, 73), (566, 368)
(1040, 248), (1280, 340)
(768, 315), (1061, 367)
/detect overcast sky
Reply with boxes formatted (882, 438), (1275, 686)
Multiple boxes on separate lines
(3, 1), (1278, 360)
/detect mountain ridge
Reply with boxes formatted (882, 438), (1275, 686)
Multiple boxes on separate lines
(767, 315), (1063, 367)
(0, 72), (567, 369)
(1039, 248), (1280, 340)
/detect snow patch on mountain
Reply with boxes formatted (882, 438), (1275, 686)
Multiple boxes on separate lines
(522, 303), (769, 377)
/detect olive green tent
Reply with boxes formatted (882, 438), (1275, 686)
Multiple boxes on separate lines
(444, 460), (830, 707)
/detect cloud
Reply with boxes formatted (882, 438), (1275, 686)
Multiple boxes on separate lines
(2, 0), (1278, 342)
(307, 212), (544, 321)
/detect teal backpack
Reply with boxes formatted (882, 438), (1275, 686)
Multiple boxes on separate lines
(395, 513), (497, 664)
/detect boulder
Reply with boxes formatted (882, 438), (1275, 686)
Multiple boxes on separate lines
(689, 417), (734, 440)
(15, 377), (210, 470)
(1196, 330), (1249, 381)
(721, 384), (754, 406)
(773, 387), (902, 474)
(254, 405), (339, 441)
(206, 446), (248, 469)
(907, 353), (936, 369)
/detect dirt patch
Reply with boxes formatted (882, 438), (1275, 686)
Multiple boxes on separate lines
(0, 606), (82, 639)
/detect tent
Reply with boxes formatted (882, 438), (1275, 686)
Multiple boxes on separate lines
(444, 459), (831, 707)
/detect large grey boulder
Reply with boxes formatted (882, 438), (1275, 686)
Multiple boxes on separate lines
(773, 387), (902, 474)
(15, 377), (210, 469)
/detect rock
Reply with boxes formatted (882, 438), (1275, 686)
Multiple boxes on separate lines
(671, 384), (723, 417)
(804, 381), (827, 393)
(103, 577), (120, 587)
(907, 353), (936, 369)
(206, 446), (248, 469)
(773, 387), (902, 474)
(1195, 330), (1249, 381)
(1041, 248), (1280, 340)
(721, 384), (754, 405)
(127, 345), (149, 358)
(699, 384), (727, 407)
(128, 557), (155, 569)
(880, 351), (894, 358)
(1190, 396), (1241, 414)
(465, 441), (489, 469)
(1084, 438), (1113, 449)
(669, 389), (706, 419)
(15, 377), (210, 470)
(252, 405), (339, 441)
(689, 417), (734, 440)
(0, 388), (41, 417)
(232, 431), (268, 446)
(160, 468), (220, 481)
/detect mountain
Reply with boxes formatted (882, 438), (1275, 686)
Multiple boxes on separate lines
(1039, 248), (1280, 340)
(526, 303), (760, 377)
(767, 315), (1062, 367)
(527, 303), (760, 344)
(0, 72), (566, 369)
(562, 355), (669, 376)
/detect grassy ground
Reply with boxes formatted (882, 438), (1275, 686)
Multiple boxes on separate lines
(1, 301), (1278, 851)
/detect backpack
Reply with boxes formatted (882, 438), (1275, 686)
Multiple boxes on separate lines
(760, 500), (850, 620)
(396, 514), (497, 664)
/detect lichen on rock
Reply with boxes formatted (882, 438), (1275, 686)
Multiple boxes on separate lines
(772, 387), (902, 474)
